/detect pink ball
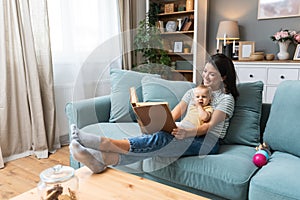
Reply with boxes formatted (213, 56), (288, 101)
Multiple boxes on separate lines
(252, 153), (267, 167)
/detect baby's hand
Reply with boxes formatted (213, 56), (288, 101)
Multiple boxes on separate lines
(194, 101), (201, 107)
(192, 99), (202, 107)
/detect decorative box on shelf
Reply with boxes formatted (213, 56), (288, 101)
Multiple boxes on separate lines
(164, 3), (175, 13)
(175, 60), (193, 70)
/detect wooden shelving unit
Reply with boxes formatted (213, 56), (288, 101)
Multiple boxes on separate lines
(149, 0), (207, 82)
(160, 30), (194, 35)
(157, 10), (194, 16)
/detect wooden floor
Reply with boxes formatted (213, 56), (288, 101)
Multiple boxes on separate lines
(0, 145), (70, 200)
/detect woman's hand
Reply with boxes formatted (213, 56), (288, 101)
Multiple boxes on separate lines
(171, 127), (196, 139)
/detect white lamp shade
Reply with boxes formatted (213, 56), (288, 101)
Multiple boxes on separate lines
(216, 21), (240, 40)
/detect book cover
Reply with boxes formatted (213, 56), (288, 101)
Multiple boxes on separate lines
(130, 87), (177, 134)
(179, 17), (188, 31)
(182, 21), (192, 31)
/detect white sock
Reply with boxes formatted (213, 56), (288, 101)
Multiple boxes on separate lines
(69, 140), (106, 174)
(70, 124), (101, 150)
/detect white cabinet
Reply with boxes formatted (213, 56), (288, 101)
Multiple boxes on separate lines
(265, 86), (277, 104)
(267, 68), (299, 85)
(234, 61), (300, 103)
(237, 67), (267, 84)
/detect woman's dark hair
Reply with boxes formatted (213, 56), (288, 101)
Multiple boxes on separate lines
(209, 54), (239, 100)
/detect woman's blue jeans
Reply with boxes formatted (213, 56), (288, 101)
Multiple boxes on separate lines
(118, 131), (219, 166)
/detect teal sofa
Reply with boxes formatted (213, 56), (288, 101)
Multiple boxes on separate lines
(65, 69), (300, 200)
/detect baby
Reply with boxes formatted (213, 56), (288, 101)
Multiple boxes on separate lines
(179, 85), (213, 128)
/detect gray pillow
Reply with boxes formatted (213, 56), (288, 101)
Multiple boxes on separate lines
(264, 80), (300, 157)
(109, 69), (160, 122)
(222, 81), (264, 146)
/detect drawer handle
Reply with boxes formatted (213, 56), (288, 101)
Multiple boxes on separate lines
(249, 74), (254, 78)
(280, 75), (285, 79)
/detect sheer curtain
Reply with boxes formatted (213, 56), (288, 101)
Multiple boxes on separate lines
(119, 0), (137, 70)
(47, 0), (121, 141)
(0, 0), (59, 166)
(0, 147), (3, 168)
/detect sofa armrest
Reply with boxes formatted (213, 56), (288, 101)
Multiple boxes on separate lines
(65, 95), (111, 129)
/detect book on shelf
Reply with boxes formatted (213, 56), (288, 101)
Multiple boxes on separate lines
(179, 17), (189, 31)
(130, 87), (177, 134)
(181, 21), (192, 31)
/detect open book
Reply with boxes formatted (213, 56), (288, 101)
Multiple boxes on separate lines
(130, 87), (177, 134)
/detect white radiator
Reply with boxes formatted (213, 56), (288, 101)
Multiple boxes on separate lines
(54, 83), (74, 145)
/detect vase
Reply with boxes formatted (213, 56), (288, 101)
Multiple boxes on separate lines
(186, 0), (194, 11)
(277, 40), (291, 60)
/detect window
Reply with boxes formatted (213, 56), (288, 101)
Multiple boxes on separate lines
(47, 0), (121, 137)
(48, 0), (120, 63)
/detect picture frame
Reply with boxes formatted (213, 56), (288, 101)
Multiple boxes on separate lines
(257, 0), (300, 20)
(174, 41), (183, 53)
(238, 41), (255, 60)
(232, 42), (239, 60)
(293, 44), (300, 60)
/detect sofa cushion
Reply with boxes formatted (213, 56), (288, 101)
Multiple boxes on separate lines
(264, 80), (300, 157)
(222, 81), (263, 146)
(109, 69), (160, 122)
(249, 151), (300, 200)
(143, 145), (258, 200)
(141, 76), (196, 110)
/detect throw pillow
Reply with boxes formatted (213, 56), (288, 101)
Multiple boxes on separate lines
(264, 80), (300, 157)
(222, 81), (264, 146)
(141, 76), (196, 111)
(109, 68), (160, 122)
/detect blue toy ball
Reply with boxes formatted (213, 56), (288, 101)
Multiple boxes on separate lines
(256, 149), (270, 160)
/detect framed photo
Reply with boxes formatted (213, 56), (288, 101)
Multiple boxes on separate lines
(293, 44), (300, 60)
(238, 41), (255, 60)
(232, 42), (239, 60)
(258, 0), (300, 20)
(174, 41), (183, 53)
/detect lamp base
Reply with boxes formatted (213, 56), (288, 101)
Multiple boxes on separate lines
(222, 44), (233, 59)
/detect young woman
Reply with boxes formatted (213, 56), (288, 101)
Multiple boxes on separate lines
(69, 53), (239, 173)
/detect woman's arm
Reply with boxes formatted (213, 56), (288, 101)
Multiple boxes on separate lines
(172, 110), (227, 139)
(171, 100), (188, 121)
(197, 110), (227, 135)
(173, 93), (234, 139)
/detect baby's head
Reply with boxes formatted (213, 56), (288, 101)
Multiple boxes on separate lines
(193, 85), (212, 107)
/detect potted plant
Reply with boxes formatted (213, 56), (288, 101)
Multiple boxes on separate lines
(270, 29), (297, 60)
(133, 3), (170, 68)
